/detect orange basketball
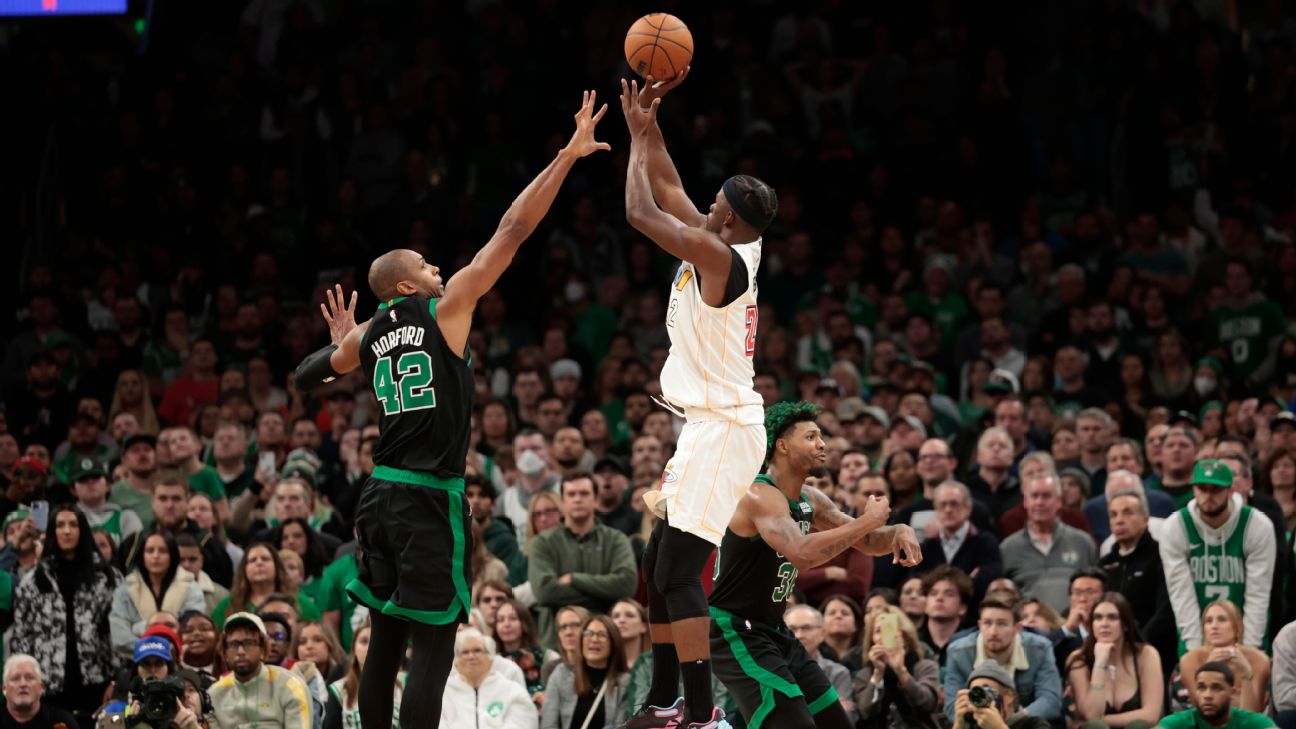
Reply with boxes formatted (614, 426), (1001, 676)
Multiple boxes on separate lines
(625, 13), (693, 81)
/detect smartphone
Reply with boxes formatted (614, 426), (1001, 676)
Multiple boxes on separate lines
(257, 451), (277, 477)
(29, 501), (49, 533)
(878, 613), (901, 650)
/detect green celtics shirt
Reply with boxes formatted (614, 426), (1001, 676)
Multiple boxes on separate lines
(1203, 297), (1286, 380)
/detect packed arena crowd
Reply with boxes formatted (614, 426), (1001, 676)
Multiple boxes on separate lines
(11, 0), (1296, 728)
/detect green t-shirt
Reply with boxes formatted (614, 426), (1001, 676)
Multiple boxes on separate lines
(111, 481), (156, 532)
(1203, 299), (1287, 379)
(317, 554), (360, 648)
(187, 466), (228, 501)
(1157, 707), (1275, 728)
(906, 290), (970, 346)
(211, 592), (323, 628)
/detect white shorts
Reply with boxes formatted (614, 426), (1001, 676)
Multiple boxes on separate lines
(642, 417), (766, 546)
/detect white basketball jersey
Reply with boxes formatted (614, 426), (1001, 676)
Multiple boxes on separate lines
(659, 239), (763, 412)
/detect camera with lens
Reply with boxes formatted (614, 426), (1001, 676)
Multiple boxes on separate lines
(128, 676), (185, 727)
(963, 684), (1002, 726)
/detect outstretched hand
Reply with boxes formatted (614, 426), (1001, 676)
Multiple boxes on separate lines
(890, 524), (922, 566)
(620, 78), (659, 137)
(320, 284), (358, 345)
(564, 90), (611, 158)
(638, 66), (689, 109)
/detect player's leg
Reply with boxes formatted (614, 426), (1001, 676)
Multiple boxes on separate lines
(654, 521), (719, 724)
(359, 610), (409, 729)
(398, 621), (460, 728)
(758, 699), (817, 729)
(639, 519), (683, 712)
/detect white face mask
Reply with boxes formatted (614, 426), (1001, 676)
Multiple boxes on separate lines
(516, 449), (547, 476)
(1194, 376), (1217, 396)
(564, 281), (586, 303)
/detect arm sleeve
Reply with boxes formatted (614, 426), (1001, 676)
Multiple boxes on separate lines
(120, 510), (143, 540)
(943, 647), (970, 722)
(539, 668), (566, 729)
(1243, 511), (1276, 647)
(504, 684), (540, 729)
(568, 532), (638, 601)
(1023, 643), (1064, 720)
(527, 537), (586, 607)
(9, 580), (33, 657)
(1159, 514), (1204, 650)
(1273, 624), (1296, 711)
(183, 582), (207, 614)
(281, 673), (313, 729)
(109, 583), (142, 659)
(853, 665), (883, 719)
(899, 659), (941, 714)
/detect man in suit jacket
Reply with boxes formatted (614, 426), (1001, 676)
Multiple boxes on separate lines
(916, 481), (1002, 602)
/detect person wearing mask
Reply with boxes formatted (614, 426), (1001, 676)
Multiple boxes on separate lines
(109, 529), (206, 659)
(951, 660), (1052, 729)
(1000, 472), (1096, 613)
(498, 430), (562, 545)
(12, 505), (120, 721)
(541, 615), (627, 729)
(528, 472), (636, 649)
(783, 606), (857, 724)
(1160, 460), (1274, 653)
(1155, 661), (1276, 729)
(0, 653), (80, 729)
(441, 628), (537, 729)
(853, 604), (941, 729)
(209, 612), (311, 728)
(944, 594), (1062, 723)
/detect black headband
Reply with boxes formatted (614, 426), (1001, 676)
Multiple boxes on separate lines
(722, 176), (774, 232)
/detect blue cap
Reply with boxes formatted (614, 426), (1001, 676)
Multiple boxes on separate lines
(133, 636), (173, 663)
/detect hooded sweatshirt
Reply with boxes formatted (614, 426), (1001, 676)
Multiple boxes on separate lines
(1159, 493), (1275, 650)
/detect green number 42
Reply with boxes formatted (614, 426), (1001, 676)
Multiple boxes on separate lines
(373, 352), (437, 415)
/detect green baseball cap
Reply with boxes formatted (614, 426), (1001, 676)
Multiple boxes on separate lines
(1192, 459), (1234, 488)
(69, 457), (107, 482)
(2, 509), (32, 531)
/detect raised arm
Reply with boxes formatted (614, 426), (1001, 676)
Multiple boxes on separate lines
(293, 284), (371, 390)
(804, 486), (922, 566)
(436, 90), (610, 354)
(634, 69), (705, 226)
(747, 484), (891, 571)
(621, 81), (732, 294)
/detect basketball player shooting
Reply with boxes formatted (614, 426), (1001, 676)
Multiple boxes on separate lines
(618, 71), (778, 729)
(292, 90), (610, 729)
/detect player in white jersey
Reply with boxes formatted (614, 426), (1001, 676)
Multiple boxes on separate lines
(617, 72), (779, 729)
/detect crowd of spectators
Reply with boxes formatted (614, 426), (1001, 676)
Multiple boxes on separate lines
(11, 0), (1296, 728)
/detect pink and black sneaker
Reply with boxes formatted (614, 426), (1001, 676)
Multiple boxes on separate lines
(617, 698), (685, 729)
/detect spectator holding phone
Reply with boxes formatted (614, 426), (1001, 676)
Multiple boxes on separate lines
(853, 604), (941, 729)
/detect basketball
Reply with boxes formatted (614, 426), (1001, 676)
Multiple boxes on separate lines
(625, 13), (693, 81)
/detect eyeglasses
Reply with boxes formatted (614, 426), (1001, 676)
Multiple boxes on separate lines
(558, 622), (582, 632)
(225, 639), (260, 652)
(457, 647), (488, 657)
(267, 632), (288, 642)
(535, 508), (561, 518)
(1070, 587), (1103, 598)
(582, 630), (610, 640)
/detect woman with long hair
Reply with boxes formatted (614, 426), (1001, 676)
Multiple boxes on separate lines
(820, 594), (865, 671)
(188, 491), (243, 567)
(881, 449), (921, 510)
(471, 579), (514, 633)
(211, 542), (322, 627)
(1150, 328), (1194, 406)
(1065, 592), (1163, 727)
(294, 620), (347, 681)
(1173, 599), (1269, 713)
(1261, 448), (1296, 532)
(109, 527), (205, 659)
(274, 517), (328, 601)
(492, 598), (559, 702)
(12, 505), (121, 721)
(325, 621), (403, 729)
(544, 604), (593, 686)
(853, 605), (942, 729)
(610, 599), (650, 670)
(541, 614), (629, 729)
(110, 369), (160, 435)
(897, 577), (927, 633)
(179, 610), (225, 680)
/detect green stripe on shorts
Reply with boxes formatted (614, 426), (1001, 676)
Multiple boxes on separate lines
(372, 465), (464, 492)
(807, 687), (839, 715)
(711, 605), (802, 729)
(380, 490), (471, 625)
(345, 577), (386, 612)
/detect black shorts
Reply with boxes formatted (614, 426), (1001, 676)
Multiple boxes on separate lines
(346, 472), (472, 625)
(709, 607), (839, 729)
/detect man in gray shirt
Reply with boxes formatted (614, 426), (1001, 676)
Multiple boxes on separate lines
(1000, 472), (1096, 612)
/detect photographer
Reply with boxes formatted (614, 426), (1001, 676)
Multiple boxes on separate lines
(953, 661), (1050, 729)
(122, 635), (202, 729)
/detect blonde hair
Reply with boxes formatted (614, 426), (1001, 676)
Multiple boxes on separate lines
(525, 490), (563, 553)
(859, 604), (921, 656)
(277, 549), (304, 593)
(110, 369), (160, 435)
(1022, 597), (1064, 632)
(1202, 598), (1244, 645)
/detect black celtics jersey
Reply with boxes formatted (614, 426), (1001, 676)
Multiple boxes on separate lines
(709, 474), (815, 628)
(358, 296), (473, 479)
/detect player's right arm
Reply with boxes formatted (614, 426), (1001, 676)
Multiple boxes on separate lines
(633, 70), (705, 227)
(747, 482), (890, 571)
(436, 91), (610, 354)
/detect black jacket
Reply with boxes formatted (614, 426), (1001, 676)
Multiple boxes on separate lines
(117, 521), (234, 588)
(916, 526), (1003, 603)
(1099, 529), (1175, 673)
